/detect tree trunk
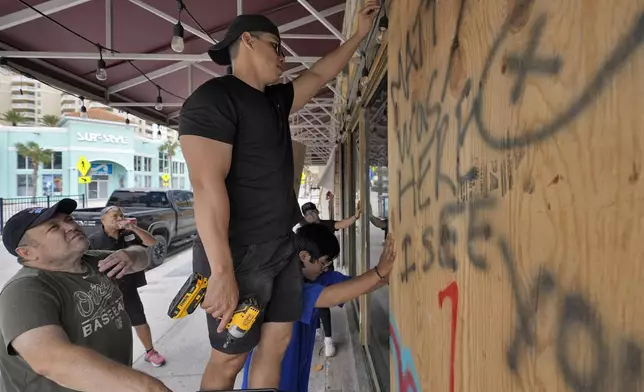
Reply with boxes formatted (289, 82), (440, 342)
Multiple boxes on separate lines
(31, 163), (38, 203)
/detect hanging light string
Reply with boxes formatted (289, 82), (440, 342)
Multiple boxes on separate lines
(14, 0), (185, 103)
(182, 2), (217, 45)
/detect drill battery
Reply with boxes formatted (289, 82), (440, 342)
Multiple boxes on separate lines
(167, 272), (208, 319)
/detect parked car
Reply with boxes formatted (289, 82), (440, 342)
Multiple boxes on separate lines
(71, 188), (196, 267)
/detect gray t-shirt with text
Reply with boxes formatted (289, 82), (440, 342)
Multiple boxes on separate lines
(0, 250), (133, 392)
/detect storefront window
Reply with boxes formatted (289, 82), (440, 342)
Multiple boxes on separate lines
(42, 174), (63, 196)
(17, 154), (32, 170)
(134, 156), (142, 172)
(364, 82), (390, 391)
(16, 174), (33, 196)
(144, 175), (152, 188)
(43, 152), (62, 170)
(159, 152), (168, 172)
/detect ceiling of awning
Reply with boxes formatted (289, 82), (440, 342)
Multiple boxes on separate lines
(0, 0), (348, 165)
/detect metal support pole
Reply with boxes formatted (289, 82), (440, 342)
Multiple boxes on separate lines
(105, 0), (113, 49)
(296, 0), (345, 42)
(187, 64), (193, 94)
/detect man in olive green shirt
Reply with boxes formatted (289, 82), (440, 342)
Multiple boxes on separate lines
(0, 198), (170, 392)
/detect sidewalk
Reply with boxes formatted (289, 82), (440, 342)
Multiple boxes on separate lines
(132, 248), (362, 392)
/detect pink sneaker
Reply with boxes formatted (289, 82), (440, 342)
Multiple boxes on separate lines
(144, 349), (166, 367)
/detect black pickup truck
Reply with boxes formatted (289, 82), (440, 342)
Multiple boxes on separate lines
(71, 188), (197, 267)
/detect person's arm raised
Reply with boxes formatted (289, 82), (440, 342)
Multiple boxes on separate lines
(315, 234), (395, 308)
(11, 325), (170, 392)
(289, 1), (380, 114)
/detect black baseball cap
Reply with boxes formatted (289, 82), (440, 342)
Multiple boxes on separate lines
(301, 202), (318, 215)
(208, 14), (280, 66)
(2, 198), (77, 257)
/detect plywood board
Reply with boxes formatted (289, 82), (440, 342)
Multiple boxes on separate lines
(387, 0), (644, 391)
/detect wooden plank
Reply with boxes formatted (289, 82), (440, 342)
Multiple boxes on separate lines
(388, 0), (644, 391)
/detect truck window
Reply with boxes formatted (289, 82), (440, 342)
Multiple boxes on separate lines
(173, 191), (194, 208)
(107, 191), (171, 208)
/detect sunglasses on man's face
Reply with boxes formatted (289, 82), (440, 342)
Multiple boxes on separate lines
(251, 34), (284, 57)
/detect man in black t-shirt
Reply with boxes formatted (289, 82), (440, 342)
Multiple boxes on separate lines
(301, 201), (362, 232)
(179, 3), (381, 389)
(87, 206), (167, 367)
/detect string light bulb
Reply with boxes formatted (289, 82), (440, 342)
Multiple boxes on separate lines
(376, 15), (388, 44)
(155, 89), (163, 111)
(95, 45), (107, 81)
(96, 59), (107, 81)
(80, 97), (88, 119)
(171, 22), (185, 53)
(171, 1), (185, 53)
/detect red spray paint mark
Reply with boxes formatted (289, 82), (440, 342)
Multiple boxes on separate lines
(438, 281), (459, 392)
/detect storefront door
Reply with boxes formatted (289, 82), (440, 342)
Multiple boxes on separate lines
(88, 175), (109, 200)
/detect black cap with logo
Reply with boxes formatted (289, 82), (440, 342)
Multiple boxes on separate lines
(301, 202), (318, 215)
(2, 198), (77, 257)
(208, 14), (280, 66)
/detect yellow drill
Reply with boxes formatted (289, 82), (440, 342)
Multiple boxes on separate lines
(167, 273), (261, 348)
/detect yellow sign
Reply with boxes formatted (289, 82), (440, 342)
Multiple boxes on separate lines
(162, 181), (169, 188)
(76, 156), (90, 176)
(78, 176), (91, 184)
(161, 173), (170, 182)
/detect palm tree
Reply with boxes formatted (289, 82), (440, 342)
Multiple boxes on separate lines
(158, 140), (180, 187)
(15, 141), (52, 201)
(41, 114), (60, 127)
(2, 110), (28, 126)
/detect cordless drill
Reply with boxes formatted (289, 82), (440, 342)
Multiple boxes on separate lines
(168, 273), (261, 348)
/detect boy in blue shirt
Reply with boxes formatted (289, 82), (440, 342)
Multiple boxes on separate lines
(241, 223), (396, 392)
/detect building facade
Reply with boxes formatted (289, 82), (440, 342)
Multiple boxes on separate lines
(0, 117), (191, 201)
(0, 70), (177, 142)
(0, 70), (63, 125)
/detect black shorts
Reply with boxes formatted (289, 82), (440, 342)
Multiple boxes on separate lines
(120, 281), (147, 327)
(192, 233), (302, 355)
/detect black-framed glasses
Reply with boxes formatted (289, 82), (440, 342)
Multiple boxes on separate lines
(316, 258), (333, 271)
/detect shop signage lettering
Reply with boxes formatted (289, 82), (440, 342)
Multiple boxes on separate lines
(77, 132), (129, 144)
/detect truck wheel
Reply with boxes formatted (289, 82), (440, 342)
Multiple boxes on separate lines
(148, 235), (168, 268)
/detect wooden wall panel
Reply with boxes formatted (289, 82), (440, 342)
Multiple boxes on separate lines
(387, 0), (644, 391)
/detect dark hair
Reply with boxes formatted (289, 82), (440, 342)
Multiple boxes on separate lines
(295, 224), (340, 261)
